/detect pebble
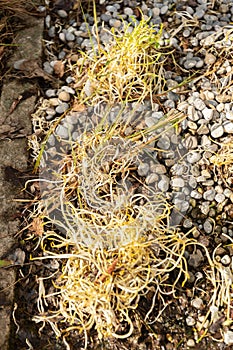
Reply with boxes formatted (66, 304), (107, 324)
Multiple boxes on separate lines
(145, 173), (159, 185)
(224, 330), (233, 345)
(59, 32), (66, 42)
(61, 86), (75, 94)
(202, 107), (213, 121)
(109, 19), (122, 28)
(187, 152), (201, 164)
(55, 102), (69, 114)
(157, 136), (170, 150)
(184, 60), (196, 69)
(48, 26), (56, 37)
(160, 5), (168, 15)
(210, 124), (224, 138)
(226, 111), (233, 120)
(203, 189), (216, 201)
(66, 32), (75, 41)
(170, 177), (185, 188)
(215, 193), (225, 203)
(223, 121), (233, 133)
(191, 297), (203, 310)
(187, 339), (195, 347)
(43, 61), (53, 75)
(58, 91), (71, 102)
(191, 190), (202, 199)
(57, 9), (68, 18)
(49, 98), (60, 106)
(45, 89), (56, 98)
(203, 219), (213, 233)
(151, 164), (167, 175)
(158, 175), (170, 192)
(124, 7), (134, 16)
(137, 162), (150, 177)
(186, 316), (196, 327)
(197, 124), (209, 135)
(189, 250), (204, 268)
(221, 255), (231, 265)
(56, 124), (69, 139)
(204, 53), (216, 65)
(194, 98), (206, 111)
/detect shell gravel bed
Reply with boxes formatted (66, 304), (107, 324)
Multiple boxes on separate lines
(12, 0), (233, 350)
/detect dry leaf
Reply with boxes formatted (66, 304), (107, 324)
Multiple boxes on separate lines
(54, 60), (65, 78)
(13, 58), (55, 81)
(29, 217), (44, 236)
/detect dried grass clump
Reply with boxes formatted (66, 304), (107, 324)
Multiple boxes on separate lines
(70, 13), (173, 105)
(37, 108), (184, 248)
(33, 202), (196, 346)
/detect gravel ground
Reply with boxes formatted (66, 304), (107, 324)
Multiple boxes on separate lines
(11, 0), (233, 349)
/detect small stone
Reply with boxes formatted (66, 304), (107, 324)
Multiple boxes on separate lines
(197, 124), (209, 135)
(109, 19), (122, 28)
(187, 105), (199, 121)
(194, 98), (206, 111)
(204, 53), (216, 65)
(195, 9), (205, 19)
(58, 91), (71, 102)
(124, 7), (134, 16)
(187, 339), (195, 347)
(151, 164), (166, 175)
(183, 29), (190, 37)
(201, 135), (211, 147)
(43, 61), (53, 75)
(224, 330), (233, 345)
(188, 249), (204, 268)
(187, 152), (201, 164)
(49, 98), (60, 106)
(203, 189), (216, 201)
(58, 50), (66, 59)
(171, 177), (185, 188)
(157, 136), (170, 150)
(184, 60), (196, 69)
(48, 26), (56, 38)
(183, 218), (193, 228)
(223, 121), (233, 133)
(191, 297), (204, 310)
(224, 188), (233, 198)
(210, 124), (224, 138)
(203, 219), (213, 233)
(61, 86), (75, 94)
(158, 175), (170, 192)
(191, 190), (202, 199)
(226, 111), (233, 121)
(56, 125), (69, 139)
(137, 162), (150, 177)
(215, 193), (225, 203)
(145, 173), (159, 185)
(59, 32), (66, 42)
(187, 121), (197, 130)
(57, 9), (68, 18)
(186, 316), (196, 327)
(221, 255), (231, 266)
(145, 117), (157, 127)
(55, 102), (69, 114)
(202, 107), (214, 121)
(66, 32), (75, 41)
(200, 202), (210, 215)
(45, 89), (56, 98)
(160, 5), (168, 15)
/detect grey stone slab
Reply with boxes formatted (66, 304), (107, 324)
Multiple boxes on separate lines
(0, 13), (44, 350)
